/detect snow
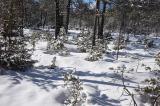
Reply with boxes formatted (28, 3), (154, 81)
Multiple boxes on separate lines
(0, 29), (160, 106)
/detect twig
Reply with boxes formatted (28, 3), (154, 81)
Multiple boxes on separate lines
(121, 69), (138, 106)
(153, 94), (160, 106)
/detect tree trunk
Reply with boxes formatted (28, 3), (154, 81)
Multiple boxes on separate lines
(43, 11), (47, 29)
(40, 10), (43, 28)
(65, 0), (71, 34)
(98, 1), (107, 39)
(92, 0), (100, 47)
(55, 0), (60, 39)
(79, 12), (82, 29)
(20, 0), (24, 37)
(116, 10), (125, 60)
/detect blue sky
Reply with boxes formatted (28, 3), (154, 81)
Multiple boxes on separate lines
(84, 0), (112, 10)
(83, 0), (95, 3)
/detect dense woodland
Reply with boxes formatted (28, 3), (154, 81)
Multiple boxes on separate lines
(0, 0), (160, 69)
(0, 0), (160, 106)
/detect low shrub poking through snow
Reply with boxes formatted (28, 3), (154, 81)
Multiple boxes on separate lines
(46, 27), (69, 56)
(30, 32), (40, 50)
(85, 39), (107, 61)
(59, 27), (68, 43)
(47, 39), (70, 56)
(155, 52), (160, 66)
(85, 48), (102, 61)
(77, 29), (92, 52)
(113, 35), (126, 50)
(48, 39), (64, 51)
(58, 48), (70, 56)
(49, 56), (57, 69)
(136, 60), (160, 106)
(137, 78), (160, 106)
(113, 45), (126, 50)
(144, 38), (154, 49)
(63, 70), (87, 106)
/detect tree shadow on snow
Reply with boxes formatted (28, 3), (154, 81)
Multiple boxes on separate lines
(90, 93), (121, 106)
(6, 67), (65, 91)
(6, 67), (137, 92)
(75, 71), (137, 88)
(109, 50), (153, 59)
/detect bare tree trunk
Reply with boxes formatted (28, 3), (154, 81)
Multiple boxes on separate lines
(92, 0), (100, 47)
(65, 0), (71, 34)
(20, 0), (24, 37)
(79, 13), (82, 29)
(98, 1), (107, 40)
(116, 11), (125, 60)
(43, 11), (47, 29)
(116, 32), (121, 60)
(55, 0), (60, 39)
(40, 10), (43, 28)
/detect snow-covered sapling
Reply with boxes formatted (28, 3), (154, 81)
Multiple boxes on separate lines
(113, 35), (126, 50)
(59, 48), (70, 56)
(85, 39), (105, 61)
(77, 29), (92, 52)
(144, 38), (154, 49)
(50, 56), (57, 69)
(30, 32), (40, 50)
(85, 47), (102, 61)
(46, 28), (70, 55)
(137, 78), (160, 106)
(155, 52), (160, 66)
(63, 70), (86, 106)
(136, 57), (160, 106)
(59, 27), (68, 43)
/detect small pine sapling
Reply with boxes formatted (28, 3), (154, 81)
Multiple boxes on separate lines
(64, 70), (86, 106)
(85, 47), (103, 61)
(137, 56), (160, 105)
(59, 47), (70, 56)
(85, 39), (106, 61)
(77, 29), (92, 52)
(104, 32), (113, 43)
(46, 32), (55, 51)
(50, 56), (57, 69)
(59, 27), (68, 43)
(113, 35), (126, 50)
(137, 78), (160, 106)
(155, 52), (160, 66)
(46, 28), (70, 56)
(30, 32), (39, 51)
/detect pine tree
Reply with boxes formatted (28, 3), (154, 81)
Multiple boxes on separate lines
(0, 0), (33, 71)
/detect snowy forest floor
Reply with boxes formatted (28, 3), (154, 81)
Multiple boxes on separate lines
(0, 29), (160, 106)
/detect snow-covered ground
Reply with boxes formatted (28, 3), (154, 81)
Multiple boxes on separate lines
(0, 29), (160, 106)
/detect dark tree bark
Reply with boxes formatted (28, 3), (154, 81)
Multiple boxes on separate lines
(43, 11), (47, 29)
(20, 0), (24, 36)
(65, 0), (71, 34)
(79, 12), (82, 29)
(55, 0), (60, 39)
(98, 1), (107, 39)
(116, 10), (126, 60)
(40, 10), (43, 28)
(92, 0), (100, 47)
